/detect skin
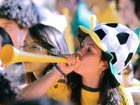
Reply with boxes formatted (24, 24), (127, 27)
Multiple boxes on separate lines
(20, 36), (108, 99)
(85, 0), (111, 11)
(118, 0), (140, 30)
(59, 37), (108, 88)
(55, 0), (76, 15)
(55, 0), (81, 50)
(22, 33), (49, 79)
(0, 18), (27, 48)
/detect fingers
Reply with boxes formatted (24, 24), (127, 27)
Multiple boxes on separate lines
(57, 54), (82, 74)
(65, 54), (76, 66)
(74, 56), (81, 70)
(76, 51), (83, 60)
(66, 54), (81, 70)
(64, 53), (82, 65)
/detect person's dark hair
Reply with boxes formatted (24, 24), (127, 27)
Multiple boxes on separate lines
(97, 52), (123, 104)
(13, 97), (67, 105)
(116, 0), (140, 20)
(66, 50), (126, 105)
(132, 0), (140, 20)
(0, 72), (17, 105)
(0, 27), (13, 46)
(25, 23), (69, 83)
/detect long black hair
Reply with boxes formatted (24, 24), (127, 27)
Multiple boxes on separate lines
(66, 51), (126, 105)
(25, 23), (69, 83)
(0, 72), (17, 105)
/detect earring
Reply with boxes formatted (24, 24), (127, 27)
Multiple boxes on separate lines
(100, 69), (104, 74)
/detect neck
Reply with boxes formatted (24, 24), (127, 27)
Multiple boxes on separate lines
(82, 74), (101, 88)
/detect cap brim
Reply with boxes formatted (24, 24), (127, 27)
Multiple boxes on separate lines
(78, 25), (107, 52)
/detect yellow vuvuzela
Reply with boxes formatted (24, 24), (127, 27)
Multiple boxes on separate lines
(0, 44), (67, 65)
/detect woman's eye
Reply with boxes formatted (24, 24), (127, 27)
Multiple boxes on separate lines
(21, 45), (26, 48)
(87, 48), (91, 52)
(32, 46), (38, 49)
(21, 43), (28, 47)
(19, 45), (26, 50)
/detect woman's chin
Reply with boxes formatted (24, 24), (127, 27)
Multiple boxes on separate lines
(24, 68), (34, 73)
(23, 63), (34, 72)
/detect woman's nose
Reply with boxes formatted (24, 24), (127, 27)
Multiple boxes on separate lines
(76, 50), (83, 58)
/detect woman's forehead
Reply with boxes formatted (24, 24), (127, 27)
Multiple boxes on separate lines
(82, 36), (94, 44)
(24, 34), (37, 44)
(82, 36), (102, 50)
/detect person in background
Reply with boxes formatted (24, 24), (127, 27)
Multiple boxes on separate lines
(0, 0), (39, 86)
(0, 71), (18, 105)
(0, 0), (39, 49)
(115, 0), (140, 81)
(55, 0), (94, 51)
(20, 23), (69, 83)
(20, 23), (139, 105)
(116, 0), (140, 30)
(0, 71), (68, 105)
(13, 97), (70, 105)
(85, 0), (120, 23)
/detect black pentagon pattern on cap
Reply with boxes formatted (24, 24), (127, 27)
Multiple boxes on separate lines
(95, 29), (106, 40)
(125, 53), (133, 66)
(106, 23), (118, 28)
(116, 32), (129, 44)
(110, 52), (117, 64)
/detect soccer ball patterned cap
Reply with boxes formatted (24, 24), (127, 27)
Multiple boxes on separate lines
(78, 23), (139, 74)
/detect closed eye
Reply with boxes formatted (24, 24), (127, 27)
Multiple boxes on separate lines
(32, 45), (38, 49)
(80, 43), (92, 53)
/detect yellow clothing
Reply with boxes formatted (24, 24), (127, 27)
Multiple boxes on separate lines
(95, 4), (120, 23)
(47, 80), (132, 105)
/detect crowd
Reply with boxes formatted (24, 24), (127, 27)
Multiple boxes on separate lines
(0, 0), (140, 105)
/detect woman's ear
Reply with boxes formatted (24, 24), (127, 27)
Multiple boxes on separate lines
(101, 61), (109, 71)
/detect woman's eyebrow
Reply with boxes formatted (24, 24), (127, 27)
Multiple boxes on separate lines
(86, 42), (96, 48)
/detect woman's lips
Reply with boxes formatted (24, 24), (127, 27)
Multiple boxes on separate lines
(23, 62), (31, 65)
